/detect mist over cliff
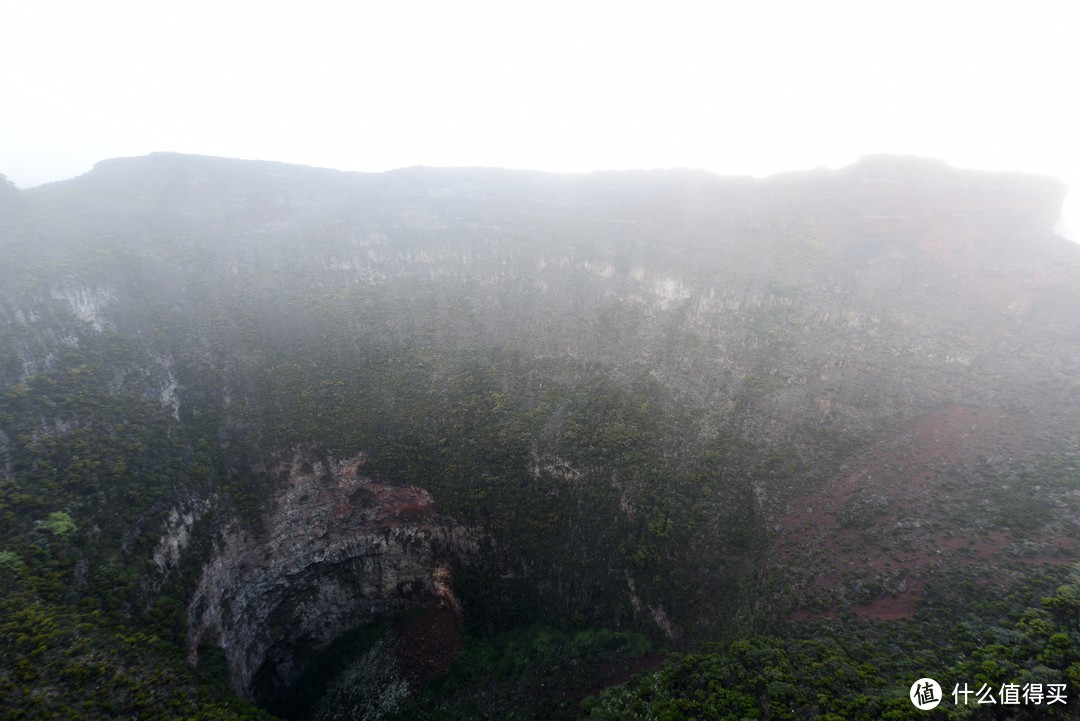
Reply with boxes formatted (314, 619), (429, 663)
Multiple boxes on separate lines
(1, 153), (1078, 719)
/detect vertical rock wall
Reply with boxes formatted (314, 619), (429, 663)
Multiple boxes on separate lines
(186, 450), (496, 698)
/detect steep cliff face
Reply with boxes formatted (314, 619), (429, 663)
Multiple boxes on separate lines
(7, 153), (1072, 441)
(187, 448), (500, 700)
(0, 153), (1076, 717)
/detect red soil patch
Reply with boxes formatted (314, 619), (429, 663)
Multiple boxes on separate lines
(326, 482), (437, 532)
(396, 606), (465, 687)
(852, 594), (919, 620)
(331, 498), (354, 521)
(773, 404), (1080, 622)
(600, 652), (671, 684)
(556, 652), (672, 706)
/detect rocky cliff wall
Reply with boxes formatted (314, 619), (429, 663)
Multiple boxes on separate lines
(1, 153), (1076, 702)
(6, 154), (1072, 444)
(186, 449), (500, 700)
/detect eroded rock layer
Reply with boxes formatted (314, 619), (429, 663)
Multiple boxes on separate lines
(187, 449), (497, 699)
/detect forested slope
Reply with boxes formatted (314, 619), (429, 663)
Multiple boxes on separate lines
(0, 155), (1077, 718)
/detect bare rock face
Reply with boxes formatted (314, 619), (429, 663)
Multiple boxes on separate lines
(187, 449), (497, 700)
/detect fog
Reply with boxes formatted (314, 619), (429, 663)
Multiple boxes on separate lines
(2, 0), (1077, 236)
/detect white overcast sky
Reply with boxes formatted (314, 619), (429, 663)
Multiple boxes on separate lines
(1, 0), (1077, 235)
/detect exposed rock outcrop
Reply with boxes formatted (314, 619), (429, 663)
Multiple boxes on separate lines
(187, 449), (499, 700)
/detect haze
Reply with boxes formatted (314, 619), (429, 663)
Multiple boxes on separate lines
(1, 0), (1077, 236)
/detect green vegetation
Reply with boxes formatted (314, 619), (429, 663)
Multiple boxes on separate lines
(0, 590), (275, 720)
(583, 565), (1080, 720)
(3, 320), (1076, 719)
(395, 625), (660, 721)
(0, 331), (220, 618)
(0, 327), (765, 718)
(2, 155), (1078, 720)
(0, 330), (268, 719)
(37, 510), (77, 537)
(231, 342), (769, 633)
(264, 608), (662, 721)
(583, 637), (910, 720)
